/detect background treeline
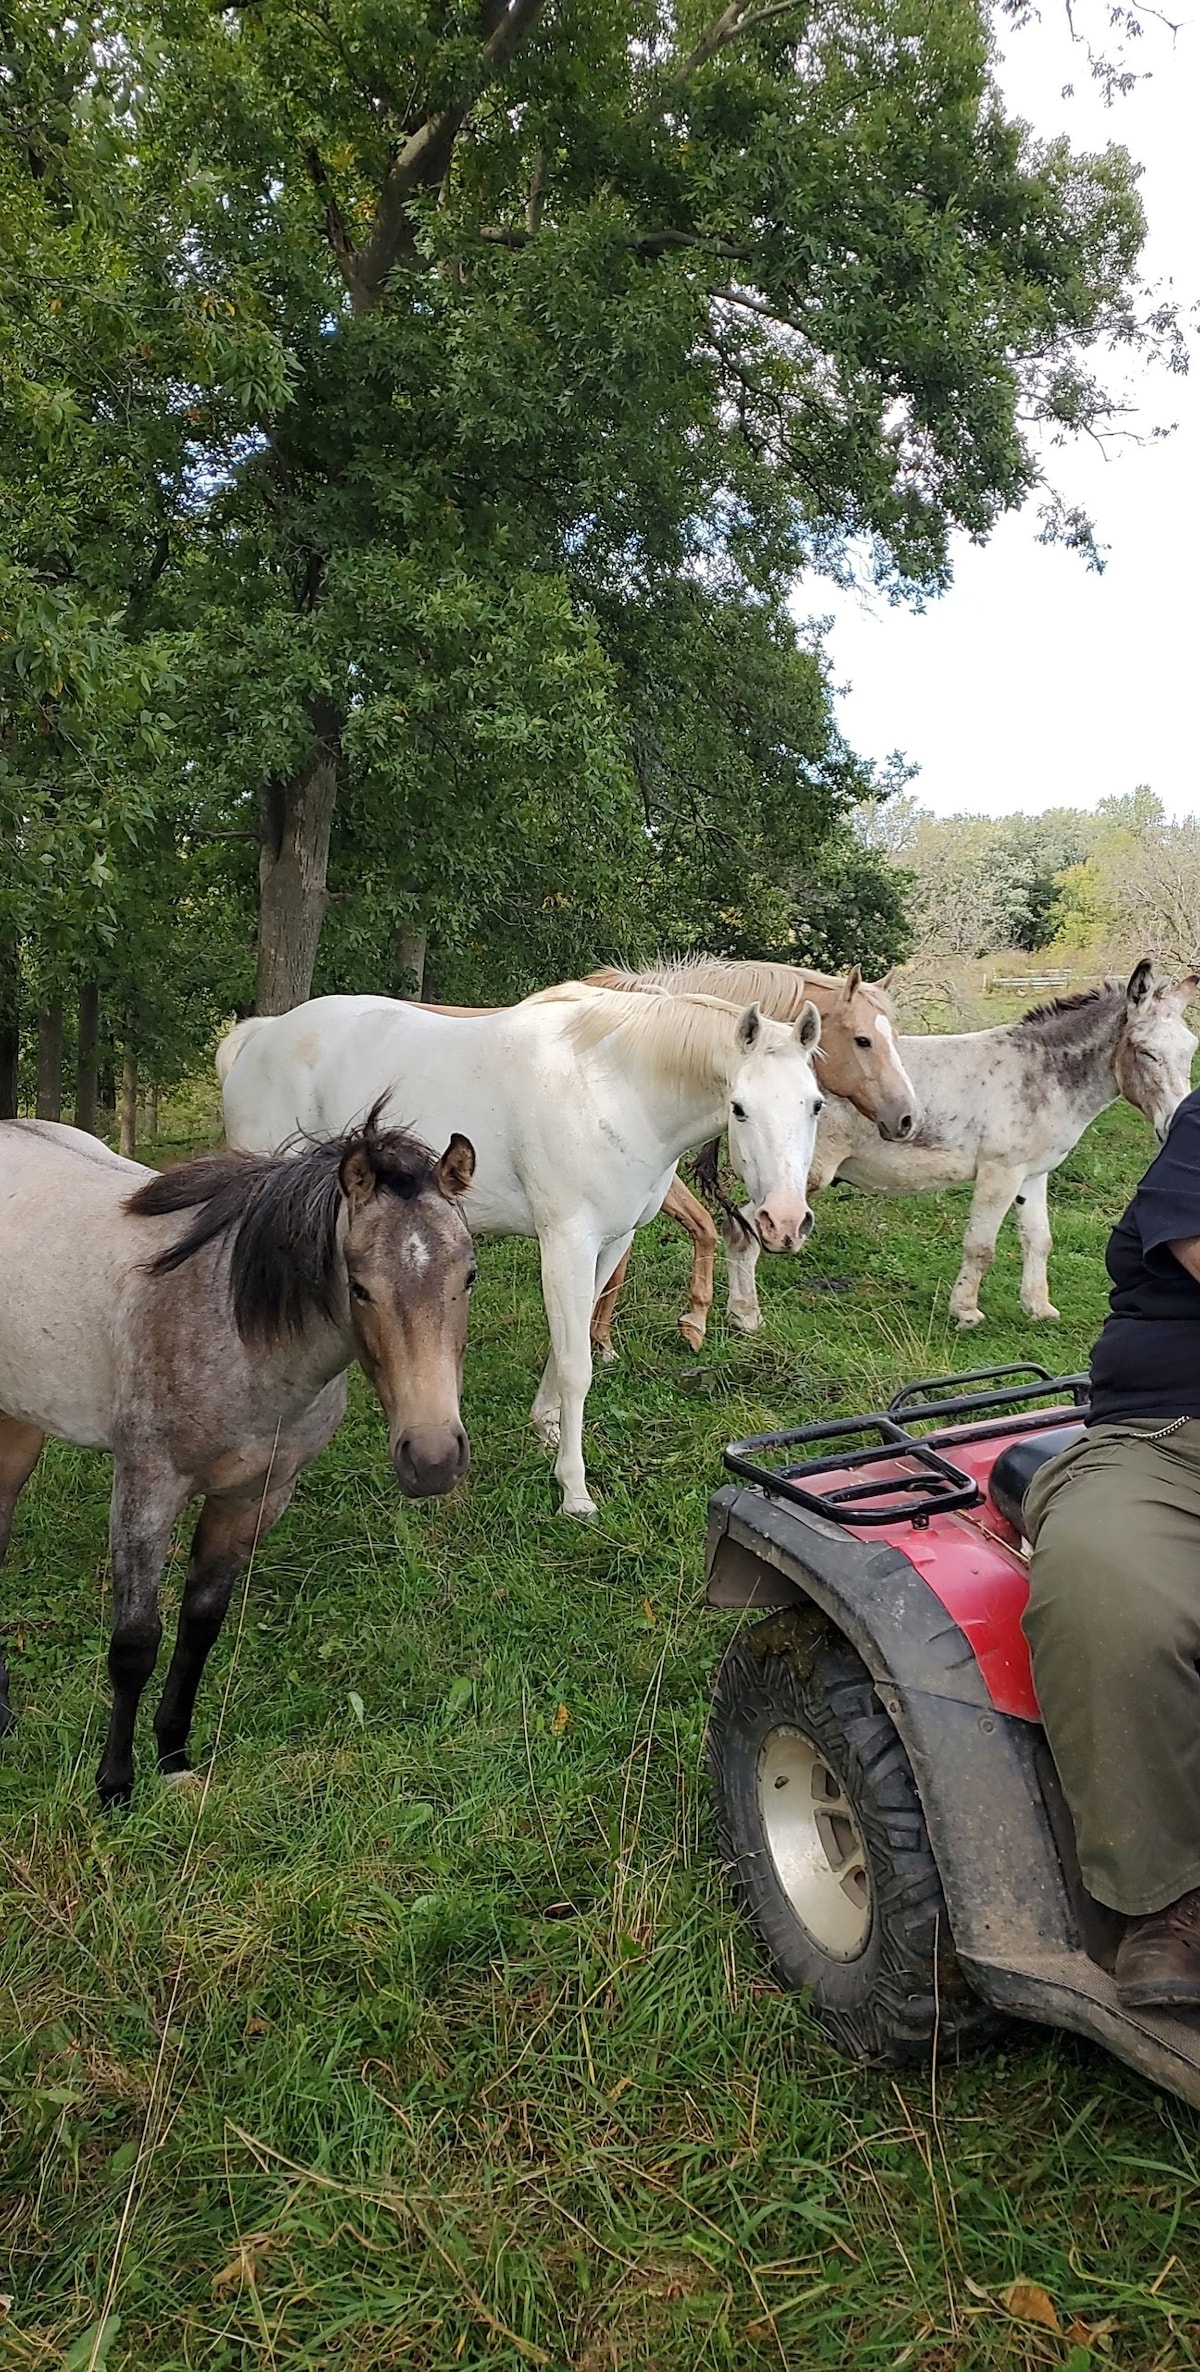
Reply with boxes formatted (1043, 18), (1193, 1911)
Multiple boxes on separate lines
(1, 0), (1170, 1136)
(863, 787), (1200, 975)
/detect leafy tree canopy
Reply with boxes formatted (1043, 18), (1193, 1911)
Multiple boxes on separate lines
(0, 0), (1174, 1102)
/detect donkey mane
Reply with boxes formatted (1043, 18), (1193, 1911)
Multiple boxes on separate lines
(594, 957), (853, 1022)
(125, 1118), (438, 1344)
(1013, 982), (1123, 1039)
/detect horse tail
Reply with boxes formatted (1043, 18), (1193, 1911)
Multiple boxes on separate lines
(216, 1015), (268, 1086)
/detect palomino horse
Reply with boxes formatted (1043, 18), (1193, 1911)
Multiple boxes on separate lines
(716, 963), (1198, 1335)
(219, 984), (824, 1517)
(587, 959), (920, 1354)
(0, 1113), (475, 1804)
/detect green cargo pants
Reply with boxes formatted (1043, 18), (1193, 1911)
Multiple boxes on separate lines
(1024, 1419), (1200, 1917)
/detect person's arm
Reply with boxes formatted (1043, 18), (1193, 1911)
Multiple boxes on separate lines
(1132, 1098), (1200, 1275)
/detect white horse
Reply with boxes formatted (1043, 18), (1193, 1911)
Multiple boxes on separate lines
(220, 984), (823, 1514)
(718, 963), (1198, 1332)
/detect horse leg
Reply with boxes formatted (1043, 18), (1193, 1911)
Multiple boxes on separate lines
(530, 1345), (561, 1446)
(97, 1466), (186, 1808)
(948, 1163), (1026, 1327)
(535, 1229), (604, 1518)
(590, 1245), (630, 1365)
(1015, 1171), (1059, 1321)
(0, 1415), (46, 1735)
(669, 1180), (720, 1350)
(723, 1217), (764, 1334)
(153, 1474), (299, 1779)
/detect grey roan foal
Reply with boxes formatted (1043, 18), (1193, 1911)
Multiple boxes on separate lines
(0, 1110), (476, 1804)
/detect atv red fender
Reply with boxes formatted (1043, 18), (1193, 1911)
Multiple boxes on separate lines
(705, 1366), (1200, 2104)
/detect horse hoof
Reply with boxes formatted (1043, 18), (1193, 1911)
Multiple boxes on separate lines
(594, 1342), (618, 1367)
(532, 1416), (561, 1449)
(561, 1495), (598, 1520)
(163, 1768), (205, 1796)
(728, 1309), (762, 1335)
(1025, 1304), (1061, 1323)
(953, 1310), (985, 1329)
(678, 1319), (706, 1351)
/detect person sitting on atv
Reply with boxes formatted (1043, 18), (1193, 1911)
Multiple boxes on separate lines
(1024, 1085), (1200, 2009)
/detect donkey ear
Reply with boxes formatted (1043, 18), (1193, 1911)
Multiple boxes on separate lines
(736, 1002), (763, 1051)
(840, 964), (862, 1000)
(436, 1132), (476, 1199)
(339, 1138), (377, 1215)
(1172, 973), (1200, 1005)
(1126, 959), (1154, 1006)
(794, 999), (821, 1053)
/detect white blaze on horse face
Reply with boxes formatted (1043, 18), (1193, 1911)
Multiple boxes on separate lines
(726, 1014), (822, 1253)
(865, 1004), (921, 1141)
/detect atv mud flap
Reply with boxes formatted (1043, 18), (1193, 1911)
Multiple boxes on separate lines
(707, 1484), (1200, 2108)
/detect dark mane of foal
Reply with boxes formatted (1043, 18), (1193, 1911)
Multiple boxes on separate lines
(125, 1116), (438, 1343)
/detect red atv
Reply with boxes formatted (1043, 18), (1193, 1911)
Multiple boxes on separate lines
(705, 1365), (1200, 2107)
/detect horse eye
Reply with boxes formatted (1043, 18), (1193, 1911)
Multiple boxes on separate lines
(854, 1034), (872, 1049)
(731, 1102), (747, 1122)
(814, 1099), (824, 1116)
(349, 1278), (371, 1304)
(466, 1266), (478, 1289)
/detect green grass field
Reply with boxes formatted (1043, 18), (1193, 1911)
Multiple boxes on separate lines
(4, 1101), (1200, 2372)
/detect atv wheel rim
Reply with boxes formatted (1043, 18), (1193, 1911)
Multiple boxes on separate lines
(757, 1726), (873, 1960)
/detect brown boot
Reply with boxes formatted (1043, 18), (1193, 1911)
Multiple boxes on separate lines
(1114, 1887), (1200, 2008)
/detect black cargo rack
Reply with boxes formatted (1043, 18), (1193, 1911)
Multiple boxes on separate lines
(723, 1365), (1090, 1528)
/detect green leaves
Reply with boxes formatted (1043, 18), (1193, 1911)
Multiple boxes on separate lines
(0, 0), (1165, 1033)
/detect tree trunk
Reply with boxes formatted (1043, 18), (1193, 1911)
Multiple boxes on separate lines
(0, 936), (18, 1120)
(119, 1047), (138, 1159)
(146, 1083), (159, 1139)
(36, 1001), (64, 1121)
(393, 919), (427, 999)
(255, 698), (340, 1014)
(75, 982), (100, 1133)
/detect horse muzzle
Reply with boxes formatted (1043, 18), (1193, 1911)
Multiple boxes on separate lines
(877, 1103), (918, 1143)
(393, 1424), (470, 1498)
(756, 1202), (814, 1254)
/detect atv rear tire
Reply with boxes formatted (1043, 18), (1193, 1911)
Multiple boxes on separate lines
(707, 1612), (1000, 2064)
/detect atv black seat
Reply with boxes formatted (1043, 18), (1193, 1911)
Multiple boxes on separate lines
(989, 1425), (1086, 1535)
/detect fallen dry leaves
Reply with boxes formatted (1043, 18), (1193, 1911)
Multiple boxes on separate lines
(998, 2281), (1060, 2332)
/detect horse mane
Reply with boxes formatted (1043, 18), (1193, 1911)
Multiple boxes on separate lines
(592, 957), (848, 1023)
(527, 981), (779, 1095)
(1012, 982), (1123, 1038)
(124, 1112), (438, 1344)
(528, 977), (811, 1095)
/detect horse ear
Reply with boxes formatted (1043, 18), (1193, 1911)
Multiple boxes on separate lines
(1126, 959), (1154, 1006)
(437, 1132), (476, 1199)
(339, 1138), (377, 1215)
(736, 1002), (763, 1051)
(873, 967), (897, 995)
(840, 964), (862, 1000)
(794, 999), (821, 1054)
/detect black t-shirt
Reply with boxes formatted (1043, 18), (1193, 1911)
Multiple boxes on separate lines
(1089, 1087), (1200, 1425)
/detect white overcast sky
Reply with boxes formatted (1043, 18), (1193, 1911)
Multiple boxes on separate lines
(809, 4), (1199, 820)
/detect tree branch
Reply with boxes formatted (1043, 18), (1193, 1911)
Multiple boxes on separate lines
(525, 146), (546, 233)
(476, 223), (750, 260)
(350, 0), (547, 307)
(674, 0), (807, 87)
(304, 144), (359, 282)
